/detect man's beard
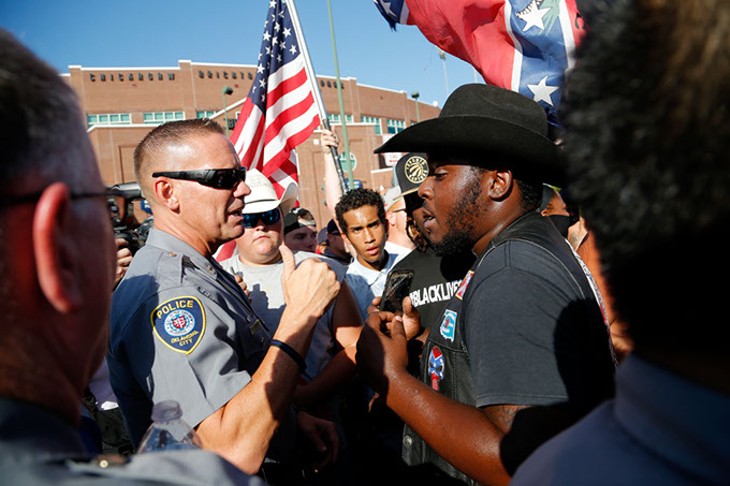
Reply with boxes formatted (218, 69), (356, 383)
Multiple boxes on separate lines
(428, 177), (483, 256)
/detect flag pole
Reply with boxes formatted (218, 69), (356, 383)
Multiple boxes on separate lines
(325, 0), (354, 192)
(287, 0), (348, 193)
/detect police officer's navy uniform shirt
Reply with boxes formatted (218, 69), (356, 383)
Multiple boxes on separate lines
(108, 228), (271, 447)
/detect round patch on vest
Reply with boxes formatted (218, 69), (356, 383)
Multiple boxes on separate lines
(151, 296), (206, 354)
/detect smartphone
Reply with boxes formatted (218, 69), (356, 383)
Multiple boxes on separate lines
(379, 269), (415, 313)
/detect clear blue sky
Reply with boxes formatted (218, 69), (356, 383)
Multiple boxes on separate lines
(1, 0), (481, 108)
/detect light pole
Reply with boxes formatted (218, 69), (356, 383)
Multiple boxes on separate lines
(326, 0), (353, 191)
(437, 48), (449, 98)
(411, 91), (420, 123)
(222, 86), (233, 137)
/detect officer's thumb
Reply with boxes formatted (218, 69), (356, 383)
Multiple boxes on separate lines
(280, 243), (296, 278)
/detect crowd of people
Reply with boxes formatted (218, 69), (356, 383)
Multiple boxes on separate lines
(1, 0), (728, 484)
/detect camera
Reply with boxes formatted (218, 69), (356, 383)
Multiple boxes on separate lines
(107, 182), (152, 255)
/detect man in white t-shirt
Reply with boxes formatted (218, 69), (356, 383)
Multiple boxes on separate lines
(221, 169), (363, 410)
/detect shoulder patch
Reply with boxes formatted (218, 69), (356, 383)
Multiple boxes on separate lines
(151, 296), (206, 354)
(439, 309), (457, 342)
(455, 270), (475, 300)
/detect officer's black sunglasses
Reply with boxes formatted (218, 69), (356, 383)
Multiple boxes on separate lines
(152, 167), (247, 189)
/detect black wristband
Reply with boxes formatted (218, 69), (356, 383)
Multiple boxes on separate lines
(270, 339), (306, 372)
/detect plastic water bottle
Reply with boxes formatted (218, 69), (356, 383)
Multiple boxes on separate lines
(137, 400), (201, 452)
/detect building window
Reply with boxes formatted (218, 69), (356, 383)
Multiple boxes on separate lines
(232, 72), (237, 79)
(119, 74), (124, 81)
(138, 73), (144, 81)
(157, 73), (163, 80)
(143, 111), (185, 125)
(89, 73), (96, 82)
(196, 110), (217, 119)
(87, 113), (132, 128)
(100, 74), (106, 81)
(386, 119), (406, 134)
(168, 73), (175, 80)
(148, 73), (154, 81)
(362, 116), (382, 135)
(327, 113), (353, 125)
(248, 72), (253, 80)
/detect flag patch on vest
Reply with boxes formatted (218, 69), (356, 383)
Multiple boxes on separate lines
(428, 346), (444, 391)
(151, 296), (206, 354)
(439, 309), (457, 342)
(455, 270), (474, 300)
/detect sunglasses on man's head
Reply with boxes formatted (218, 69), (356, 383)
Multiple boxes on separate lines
(242, 208), (281, 228)
(151, 167), (247, 189)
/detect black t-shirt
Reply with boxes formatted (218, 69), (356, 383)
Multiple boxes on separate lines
(391, 247), (475, 332)
(403, 212), (616, 482)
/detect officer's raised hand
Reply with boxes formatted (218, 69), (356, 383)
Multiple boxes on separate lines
(278, 243), (340, 339)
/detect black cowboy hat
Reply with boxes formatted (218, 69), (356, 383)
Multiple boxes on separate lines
(375, 84), (562, 184)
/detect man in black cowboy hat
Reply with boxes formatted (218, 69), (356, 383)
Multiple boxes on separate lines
(356, 84), (616, 485)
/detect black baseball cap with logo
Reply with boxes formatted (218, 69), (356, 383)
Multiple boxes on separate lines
(394, 153), (429, 197)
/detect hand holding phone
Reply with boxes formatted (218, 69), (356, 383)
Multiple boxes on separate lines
(379, 269), (415, 313)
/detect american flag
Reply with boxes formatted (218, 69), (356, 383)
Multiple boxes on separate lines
(373, 0), (585, 123)
(230, 0), (319, 197)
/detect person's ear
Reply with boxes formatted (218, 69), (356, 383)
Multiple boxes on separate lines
(153, 178), (179, 210)
(341, 231), (352, 247)
(385, 211), (396, 227)
(488, 169), (513, 200)
(32, 182), (83, 313)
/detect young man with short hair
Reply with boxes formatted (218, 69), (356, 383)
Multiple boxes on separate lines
(335, 188), (400, 319)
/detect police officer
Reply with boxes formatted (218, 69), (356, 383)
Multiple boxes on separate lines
(108, 118), (340, 477)
(0, 29), (257, 484)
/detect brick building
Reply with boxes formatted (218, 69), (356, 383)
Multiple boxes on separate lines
(62, 60), (439, 227)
